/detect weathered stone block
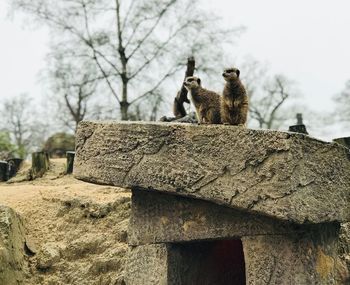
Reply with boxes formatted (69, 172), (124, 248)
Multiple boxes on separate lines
(124, 244), (168, 285)
(129, 190), (305, 246)
(127, 190), (343, 284)
(0, 205), (27, 285)
(74, 121), (350, 224)
(242, 226), (340, 284)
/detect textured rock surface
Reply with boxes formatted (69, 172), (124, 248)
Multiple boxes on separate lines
(124, 244), (168, 285)
(129, 190), (306, 246)
(242, 229), (340, 285)
(74, 121), (350, 224)
(127, 190), (347, 285)
(37, 243), (61, 269)
(0, 205), (28, 285)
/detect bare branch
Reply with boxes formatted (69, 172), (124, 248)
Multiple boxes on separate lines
(130, 64), (182, 105)
(129, 22), (189, 79)
(126, 0), (177, 60)
(81, 1), (120, 103)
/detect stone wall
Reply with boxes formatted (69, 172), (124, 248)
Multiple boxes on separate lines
(74, 121), (350, 224)
(126, 190), (343, 285)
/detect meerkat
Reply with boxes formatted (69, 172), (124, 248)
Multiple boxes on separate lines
(221, 67), (248, 126)
(183, 76), (221, 124)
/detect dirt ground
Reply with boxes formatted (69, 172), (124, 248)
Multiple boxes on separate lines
(0, 159), (131, 285)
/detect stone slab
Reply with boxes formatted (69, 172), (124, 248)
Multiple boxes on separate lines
(129, 190), (308, 246)
(74, 121), (350, 224)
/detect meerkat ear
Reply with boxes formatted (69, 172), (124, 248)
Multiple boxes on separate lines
(236, 69), (240, 78)
(197, 78), (201, 85)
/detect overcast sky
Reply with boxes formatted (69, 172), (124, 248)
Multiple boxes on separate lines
(0, 0), (349, 139)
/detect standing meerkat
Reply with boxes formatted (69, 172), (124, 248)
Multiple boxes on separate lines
(183, 76), (221, 124)
(221, 67), (249, 126)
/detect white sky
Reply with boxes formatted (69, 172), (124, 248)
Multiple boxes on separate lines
(0, 0), (349, 139)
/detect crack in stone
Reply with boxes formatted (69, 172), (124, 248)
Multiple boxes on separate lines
(122, 140), (168, 186)
(246, 180), (316, 211)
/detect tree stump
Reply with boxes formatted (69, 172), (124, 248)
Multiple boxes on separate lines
(173, 56), (195, 118)
(288, 113), (308, 135)
(288, 125), (308, 135)
(7, 158), (23, 179)
(31, 152), (50, 179)
(0, 161), (8, 182)
(66, 151), (75, 174)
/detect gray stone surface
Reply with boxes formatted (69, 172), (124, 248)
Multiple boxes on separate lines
(242, 225), (340, 285)
(129, 190), (306, 246)
(128, 190), (348, 284)
(0, 205), (28, 285)
(74, 121), (350, 224)
(124, 244), (168, 285)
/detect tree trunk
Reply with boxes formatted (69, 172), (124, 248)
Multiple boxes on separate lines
(66, 151), (75, 174)
(120, 101), (129, 120)
(173, 57), (195, 118)
(7, 158), (23, 179)
(120, 78), (129, 120)
(31, 152), (50, 179)
(0, 161), (8, 182)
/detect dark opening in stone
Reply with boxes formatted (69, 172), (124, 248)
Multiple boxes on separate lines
(170, 239), (246, 285)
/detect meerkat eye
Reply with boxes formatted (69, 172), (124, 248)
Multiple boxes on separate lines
(188, 78), (194, 82)
(226, 69), (234, 73)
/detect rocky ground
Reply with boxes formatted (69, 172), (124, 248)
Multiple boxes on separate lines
(0, 159), (131, 285)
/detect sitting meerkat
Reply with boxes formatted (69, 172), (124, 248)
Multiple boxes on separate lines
(183, 76), (221, 124)
(221, 67), (249, 126)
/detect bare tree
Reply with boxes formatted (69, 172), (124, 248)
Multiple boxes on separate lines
(13, 0), (242, 120)
(249, 75), (292, 129)
(0, 131), (17, 160)
(1, 94), (48, 158)
(237, 59), (296, 129)
(48, 53), (101, 131)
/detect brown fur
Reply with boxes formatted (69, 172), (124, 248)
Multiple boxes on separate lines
(184, 76), (221, 124)
(221, 67), (248, 125)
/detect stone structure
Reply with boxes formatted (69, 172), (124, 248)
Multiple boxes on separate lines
(43, 132), (75, 158)
(0, 205), (28, 285)
(74, 121), (350, 284)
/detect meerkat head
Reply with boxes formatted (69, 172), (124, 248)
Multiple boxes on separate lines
(222, 68), (240, 81)
(183, 76), (201, 91)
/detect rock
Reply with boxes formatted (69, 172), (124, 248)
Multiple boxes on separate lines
(74, 121), (350, 224)
(24, 237), (38, 256)
(339, 222), (350, 280)
(43, 132), (75, 158)
(124, 244), (168, 285)
(61, 235), (106, 260)
(0, 205), (28, 285)
(37, 243), (61, 269)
